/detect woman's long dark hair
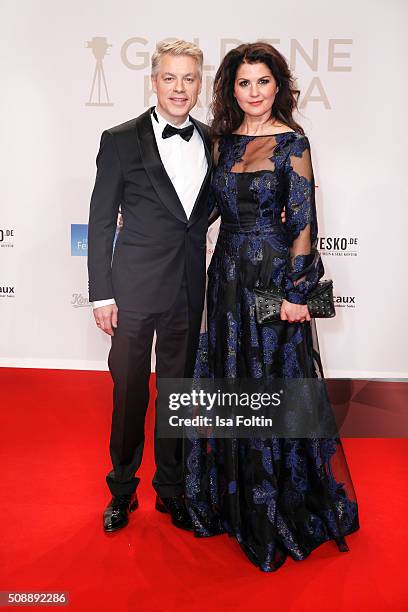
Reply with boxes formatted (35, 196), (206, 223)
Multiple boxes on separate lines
(211, 42), (304, 137)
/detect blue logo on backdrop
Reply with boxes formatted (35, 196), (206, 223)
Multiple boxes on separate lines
(71, 224), (88, 256)
(70, 223), (120, 256)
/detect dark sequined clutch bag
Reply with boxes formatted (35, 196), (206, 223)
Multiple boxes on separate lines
(254, 280), (336, 324)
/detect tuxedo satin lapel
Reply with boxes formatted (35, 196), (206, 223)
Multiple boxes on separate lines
(187, 117), (212, 227)
(135, 109), (188, 223)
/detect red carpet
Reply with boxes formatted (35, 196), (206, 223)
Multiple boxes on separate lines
(0, 368), (407, 611)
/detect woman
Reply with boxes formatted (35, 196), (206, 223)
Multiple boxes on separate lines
(184, 42), (360, 572)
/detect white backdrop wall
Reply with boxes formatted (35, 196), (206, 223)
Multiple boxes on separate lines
(1, 0), (407, 377)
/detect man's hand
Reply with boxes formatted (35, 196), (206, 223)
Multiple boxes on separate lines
(281, 207), (286, 223)
(93, 304), (118, 336)
(280, 299), (311, 323)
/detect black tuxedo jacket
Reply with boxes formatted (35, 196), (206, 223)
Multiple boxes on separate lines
(87, 107), (212, 313)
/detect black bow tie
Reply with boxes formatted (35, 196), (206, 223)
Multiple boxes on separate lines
(162, 123), (194, 142)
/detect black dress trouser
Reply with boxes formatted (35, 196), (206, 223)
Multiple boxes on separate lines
(106, 278), (201, 498)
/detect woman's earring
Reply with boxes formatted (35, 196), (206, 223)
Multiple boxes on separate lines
(276, 86), (280, 93)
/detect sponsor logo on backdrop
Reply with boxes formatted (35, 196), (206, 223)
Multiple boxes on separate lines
(0, 286), (15, 298)
(318, 236), (358, 257)
(86, 37), (113, 107)
(70, 216), (122, 256)
(334, 294), (356, 309)
(71, 293), (91, 308)
(0, 228), (14, 247)
(85, 37), (353, 109)
(71, 224), (88, 256)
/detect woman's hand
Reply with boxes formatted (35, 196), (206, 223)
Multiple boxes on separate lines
(280, 299), (311, 323)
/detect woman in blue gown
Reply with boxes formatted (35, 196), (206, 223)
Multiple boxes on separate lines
(184, 42), (359, 572)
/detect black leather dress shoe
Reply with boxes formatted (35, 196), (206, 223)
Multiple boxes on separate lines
(155, 495), (194, 531)
(103, 493), (138, 533)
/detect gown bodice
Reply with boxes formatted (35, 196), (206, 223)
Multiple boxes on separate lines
(213, 132), (315, 235)
(209, 132), (323, 306)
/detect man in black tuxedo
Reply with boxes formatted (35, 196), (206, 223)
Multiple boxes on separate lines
(87, 40), (211, 533)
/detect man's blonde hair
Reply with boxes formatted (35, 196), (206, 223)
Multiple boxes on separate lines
(151, 39), (203, 77)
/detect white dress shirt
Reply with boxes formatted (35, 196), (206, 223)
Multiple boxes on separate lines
(92, 107), (208, 310)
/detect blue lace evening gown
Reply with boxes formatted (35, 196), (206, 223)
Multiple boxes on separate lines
(184, 132), (360, 572)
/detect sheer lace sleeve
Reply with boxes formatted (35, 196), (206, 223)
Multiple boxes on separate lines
(283, 136), (324, 304)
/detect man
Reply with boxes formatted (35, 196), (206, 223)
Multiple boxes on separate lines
(88, 40), (211, 533)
